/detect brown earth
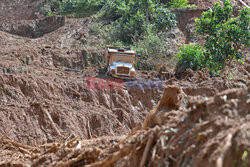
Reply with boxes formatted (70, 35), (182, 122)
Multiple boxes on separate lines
(189, 0), (250, 8)
(0, 75), (249, 167)
(0, 0), (249, 167)
(0, 0), (45, 22)
(0, 63), (163, 144)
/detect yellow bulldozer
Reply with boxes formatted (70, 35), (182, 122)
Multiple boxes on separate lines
(104, 47), (136, 78)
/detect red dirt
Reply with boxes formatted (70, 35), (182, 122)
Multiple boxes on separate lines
(0, 0), (249, 167)
(189, 0), (250, 8)
(0, 82), (249, 167)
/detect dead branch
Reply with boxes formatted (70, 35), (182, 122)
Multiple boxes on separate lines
(39, 104), (63, 137)
(140, 133), (155, 167)
(54, 147), (101, 167)
(0, 139), (38, 153)
(118, 123), (142, 146)
(216, 133), (233, 167)
(86, 143), (136, 167)
(87, 120), (92, 139)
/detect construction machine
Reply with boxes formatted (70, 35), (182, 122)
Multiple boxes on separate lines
(104, 47), (136, 78)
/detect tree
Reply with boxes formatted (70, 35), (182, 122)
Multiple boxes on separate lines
(169, 0), (196, 9)
(103, 0), (177, 43)
(195, 0), (250, 73)
(176, 44), (206, 72)
(47, 0), (105, 17)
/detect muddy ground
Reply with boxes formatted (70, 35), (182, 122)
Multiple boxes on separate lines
(0, 0), (250, 167)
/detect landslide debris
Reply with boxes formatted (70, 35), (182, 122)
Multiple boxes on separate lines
(0, 71), (162, 145)
(143, 85), (187, 129)
(0, 0), (249, 167)
(0, 84), (249, 167)
(0, 0), (66, 38)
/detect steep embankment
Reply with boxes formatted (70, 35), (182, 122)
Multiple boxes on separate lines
(0, 0), (65, 38)
(0, 0), (249, 166)
(0, 73), (249, 166)
(0, 0), (45, 22)
(0, 65), (163, 144)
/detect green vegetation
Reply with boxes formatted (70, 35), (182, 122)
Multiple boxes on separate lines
(46, 0), (249, 74)
(134, 31), (167, 70)
(58, 56), (66, 67)
(177, 0), (250, 75)
(153, 7), (177, 30)
(47, 0), (104, 17)
(176, 44), (205, 71)
(47, 0), (180, 69)
(169, 0), (196, 9)
(94, 0), (177, 44)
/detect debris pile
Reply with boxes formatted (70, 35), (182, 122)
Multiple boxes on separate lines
(0, 85), (249, 167)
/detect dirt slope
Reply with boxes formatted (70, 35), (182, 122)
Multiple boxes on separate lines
(189, 0), (250, 8)
(0, 67), (163, 144)
(0, 78), (249, 167)
(0, 0), (249, 166)
(0, 0), (45, 22)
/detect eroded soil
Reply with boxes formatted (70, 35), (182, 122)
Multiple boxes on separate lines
(0, 0), (249, 167)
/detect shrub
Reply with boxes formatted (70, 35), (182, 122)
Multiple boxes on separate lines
(195, 0), (250, 73)
(46, 0), (105, 17)
(176, 0), (249, 76)
(153, 7), (177, 31)
(135, 33), (165, 59)
(176, 44), (206, 72)
(134, 32), (166, 70)
(104, 2), (177, 44)
(169, 0), (196, 9)
(111, 11), (147, 44)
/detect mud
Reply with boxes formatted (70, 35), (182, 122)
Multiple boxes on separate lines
(0, 83), (249, 167)
(0, 71), (162, 145)
(0, 0), (249, 167)
(0, 16), (65, 38)
(0, 0), (45, 22)
(0, 59), (249, 166)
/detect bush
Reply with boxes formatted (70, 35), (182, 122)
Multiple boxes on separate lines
(176, 0), (249, 76)
(134, 32), (166, 70)
(153, 7), (177, 31)
(176, 44), (206, 72)
(104, 2), (177, 44)
(169, 0), (196, 9)
(195, 0), (250, 73)
(46, 0), (177, 45)
(46, 0), (105, 17)
(111, 11), (147, 44)
(135, 33), (165, 59)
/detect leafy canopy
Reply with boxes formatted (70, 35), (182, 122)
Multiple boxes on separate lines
(46, 0), (179, 70)
(169, 0), (196, 9)
(195, 0), (250, 73)
(176, 44), (206, 72)
(100, 0), (177, 43)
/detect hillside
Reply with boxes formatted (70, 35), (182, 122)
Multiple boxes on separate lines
(0, 0), (249, 167)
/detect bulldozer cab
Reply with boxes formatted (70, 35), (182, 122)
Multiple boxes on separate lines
(104, 47), (136, 78)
